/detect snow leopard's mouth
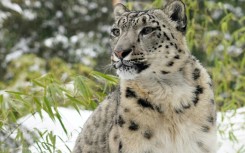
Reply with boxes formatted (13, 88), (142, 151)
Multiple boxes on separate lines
(113, 59), (150, 74)
(114, 60), (134, 69)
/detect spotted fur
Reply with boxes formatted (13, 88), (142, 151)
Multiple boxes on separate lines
(73, 1), (216, 153)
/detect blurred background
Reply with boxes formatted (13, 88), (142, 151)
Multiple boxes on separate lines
(0, 0), (244, 152)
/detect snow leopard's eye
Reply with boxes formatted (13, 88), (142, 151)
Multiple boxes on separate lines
(140, 27), (156, 35)
(111, 28), (120, 37)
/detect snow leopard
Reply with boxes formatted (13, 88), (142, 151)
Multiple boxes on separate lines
(73, 1), (217, 153)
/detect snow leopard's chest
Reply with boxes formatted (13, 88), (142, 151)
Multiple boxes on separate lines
(108, 75), (216, 153)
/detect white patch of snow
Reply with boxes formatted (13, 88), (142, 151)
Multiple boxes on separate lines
(0, 11), (11, 27)
(22, 9), (37, 20)
(1, 0), (22, 13)
(44, 38), (54, 47)
(5, 50), (23, 62)
(101, 7), (108, 13)
(58, 26), (66, 34)
(82, 57), (93, 66)
(100, 25), (110, 33)
(227, 45), (243, 57)
(17, 107), (92, 153)
(224, 3), (243, 17)
(29, 64), (40, 72)
(212, 10), (223, 19)
(61, 73), (69, 81)
(216, 44), (224, 52)
(224, 33), (231, 40)
(5, 38), (31, 62)
(217, 108), (245, 153)
(88, 31), (95, 38)
(88, 2), (98, 9)
(44, 1), (53, 9)
(56, 11), (63, 18)
(83, 48), (96, 57)
(71, 35), (79, 44)
(207, 30), (220, 37)
(72, 5), (88, 15)
(13, 38), (31, 52)
(33, 1), (41, 8)
(65, 81), (74, 91)
(24, 0), (41, 8)
(0, 90), (9, 99)
(24, 0), (31, 6)
(55, 34), (69, 47)
(84, 15), (91, 21)
(44, 34), (70, 48)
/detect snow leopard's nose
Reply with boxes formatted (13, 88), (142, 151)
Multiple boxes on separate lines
(114, 48), (132, 59)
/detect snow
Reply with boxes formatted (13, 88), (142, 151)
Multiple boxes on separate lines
(0, 90), (9, 100)
(44, 38), (54, 48)
(44, 34), (69, 48)
(227, 45), (243, 57)
(22, 9), (37, 20)
(217, 108), (245, 153)
(5, 38), (31, 62)
(1, 0), (22, 13)
(17, 108), (92, 152)
(55, 11), (63, 18)
(0, 10), (10, 27)
(16, 107), (245, 153)
(5, 50), (23, 63)
(224, 3), (243, 17)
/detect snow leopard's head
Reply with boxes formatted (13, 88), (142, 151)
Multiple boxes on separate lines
(110, 1), (189, 80)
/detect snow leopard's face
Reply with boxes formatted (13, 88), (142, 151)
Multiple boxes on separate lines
(110, 1), (188, 80)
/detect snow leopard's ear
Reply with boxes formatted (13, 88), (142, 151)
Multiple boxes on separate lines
(164, 0), (187, 34)
(114, 3), (129, 20)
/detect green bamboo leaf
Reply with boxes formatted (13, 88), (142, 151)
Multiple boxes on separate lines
(90, 71), (118, 84)
(241, 54), (245, 69)
(8, 111), (17, 123)
(5, 91), (28, 95)
(48, 132), (56, 152)
(32, 79), (46, 88)
(232, 27), (245, 40)
(221, 22), (228, 32)
(57, 135), (72, 152)
(12, 94), (24, 104)
(47, 83), (64, 104)
(41, 141), (52, 153)
(33, 97), (43, 119)
(54, 107), (68, 134)
(237, 145), (245, 153)
(65, 93), (84, 104)
(152, 0), (163, 8)
(35, 142), (43, 153)
(74, 76), (92, 100)
(0, 94), (3, 105)
(126, 2), (133, 10)
(228, 131), (238, 142)
(65, 93), (83, 114)
(44, 97), (55, 120)
(33, 97), (42, 108)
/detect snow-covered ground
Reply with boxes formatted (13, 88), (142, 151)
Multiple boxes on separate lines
(217, 108), (245, 153)
(16, 107), (245, 153)
(17, 108), (92, 152)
